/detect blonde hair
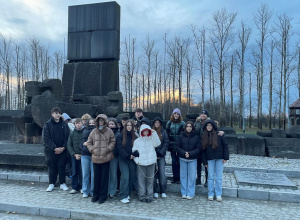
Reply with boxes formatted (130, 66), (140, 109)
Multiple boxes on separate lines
(81, 114), (91, 120)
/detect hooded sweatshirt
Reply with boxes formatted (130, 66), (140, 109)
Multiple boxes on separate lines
(132, 124), (161, 166)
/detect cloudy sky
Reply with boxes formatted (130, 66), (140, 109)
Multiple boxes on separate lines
(1, 0), (299, 52)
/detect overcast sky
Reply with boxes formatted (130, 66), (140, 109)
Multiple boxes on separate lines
(1, 0), (299, 52)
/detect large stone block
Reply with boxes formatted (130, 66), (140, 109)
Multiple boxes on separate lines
(237, 135), (265, 156)
(0, 122), (18, 141)
(267, 146), (300, 159)
(68, 2), (120, 61)
(264, 137), (300, 146)
(219, 127), (236, 134)
(224, 135), (238, 154)
(269, 191), (300, 203)
(256, 131), (272, 137)
(238, 188), (269, 201)
(271, 128), (286, 138)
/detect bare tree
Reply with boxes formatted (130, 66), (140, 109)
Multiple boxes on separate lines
(209, 8), (237, 126)
(253, 3), (272, 129)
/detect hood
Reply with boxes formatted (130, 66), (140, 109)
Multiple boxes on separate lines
(152, 117), (162, 125)
(95, 114), (108, 130)
(202, 119), (217, 131)
(139, 124), (152, 137)
(62, 113), (71, 121)
(140, 117), (150, 126)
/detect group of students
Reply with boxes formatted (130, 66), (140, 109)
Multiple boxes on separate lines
(43, 106), (229, 205)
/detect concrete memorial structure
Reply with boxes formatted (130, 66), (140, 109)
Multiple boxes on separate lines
(234, 170), (297, 190)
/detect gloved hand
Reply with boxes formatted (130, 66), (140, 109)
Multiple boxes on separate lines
(132, 150), (139, 157)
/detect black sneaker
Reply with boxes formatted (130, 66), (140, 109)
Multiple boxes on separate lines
(140, 198), (147, 202)
(91, 197), (99, 203)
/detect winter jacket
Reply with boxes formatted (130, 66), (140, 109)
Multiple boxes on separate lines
(201, 120), (229, 165)
(132, 124), (161, 166)
(79, 125), (95, 156)
(67, 128), (84, 156)
(116, 131), (137, 160)
(43, 117), (70, 151)
(176, 131), (201, 160)
(111, 127), (120, 157)
(152, 117), (169, 157)
(86, 114), (116, 164)
(166, 120), (185, 151)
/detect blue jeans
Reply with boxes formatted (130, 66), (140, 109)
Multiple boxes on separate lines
(179, 158), (197, 197)
(108, 157), (119, 196)
(154, 157), (167, 194)
(207, 159), (224, 197)
(171, 151), (180, 181)
(71, 156), (82, 191)
(119, 157), (136, 200)
(81, 155), (94, 196)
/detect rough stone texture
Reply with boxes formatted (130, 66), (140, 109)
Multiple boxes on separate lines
(288, 125), (300, 135)
(68, 2), (120, 61)
(271, 128), (286, 138)
(39, 79), (62, 100)
(222, 187), (238, 198)
(0, 122), (18, 141)
(269, 191), (300, 203)
(264, 137), (300, 146)
(267, 146), (300, 159)
(256, 131), (272, 137)
(40, 208), (70, 219)
(8, 173), (40, 182)
(234, 171), (297, 189)
(0, 203), (39, 216)
(219, 127), (236, 135)
(238, 135), (266, 156)
(224, 135), (238, 154)
(238, 188), (269, 201)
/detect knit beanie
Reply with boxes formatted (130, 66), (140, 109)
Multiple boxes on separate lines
(172, 108), (181, 116)
(201, 109), (209, 117)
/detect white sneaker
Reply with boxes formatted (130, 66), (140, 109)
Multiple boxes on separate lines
(161, 193), (167, 198)
(83, 194), (88, 198)
(208, 196), (213, 201)
(80, 189), (83, 194)
(153, 193), (159, 198)
(69, 189), (77, 194)
(182, 195), (187, 199)
(186, 196), (194, 200)
(127, 196), (130, 200)
(216, 196), (222, 202)
(120, 198), (130, 204)
(60, 183), (68, 191)
(46, 184), (54, 192)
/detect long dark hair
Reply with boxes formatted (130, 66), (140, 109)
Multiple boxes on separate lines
(202, 123), (218, 149)
(184, 121), (195, 135)
(152, 120), (162, 141)
(122, 120), (137, 146)
(170, 113), (183, 123)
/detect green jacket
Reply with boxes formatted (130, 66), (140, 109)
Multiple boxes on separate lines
(67, 128), (84, 156)
(166, 120), (185, 151)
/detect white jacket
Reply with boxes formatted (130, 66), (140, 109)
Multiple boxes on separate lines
(132, 124), (161, 166)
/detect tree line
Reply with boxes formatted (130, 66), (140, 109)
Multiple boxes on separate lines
(120, 4), (300, 130)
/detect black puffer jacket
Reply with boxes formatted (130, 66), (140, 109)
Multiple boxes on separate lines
(43, 117), (70, 151)
(166, 120), (185, 151)
(111, 127), (120, 157)
(116, 132), (137, 160)
(79, 125), (95, 156)
(201, 120), (229, 165)
(153, 117), (169, 157)
(176, 131), (201, 160)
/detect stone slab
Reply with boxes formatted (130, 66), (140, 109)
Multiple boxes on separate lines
(0, 173), (7, 180)
(269, 191), (300, 203)
(234, 170), (297, 189)
(238, 188), (269, 200)
(222, 187), (238, 198)
(271, 128), (286, 138)
(0, 203), (39, 215)
(40, 207), (70, 219)
(267, 146), (300, 159)
(7, 173), (40, 182)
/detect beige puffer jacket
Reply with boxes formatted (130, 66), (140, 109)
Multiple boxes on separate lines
(86, 114), (116, 164)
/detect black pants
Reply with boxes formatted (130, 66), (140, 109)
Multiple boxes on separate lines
(45, 148), (67, 185)
(171, 151), (180, 181)
(197, 155), (208, 182)
(93, 161), (110, 202)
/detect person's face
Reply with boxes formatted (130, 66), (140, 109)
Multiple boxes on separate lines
(201, 113), (208, 121)
(142, 129), (149, 136)
(174, 112), (180, 120)
(186, 124), (192, 133)
(126, 122), (133, 131)
(99, 118), (104, 125)
(75, 121), (83, 129)
(122, 120), (126, 126)
(135, 111), (143, 119)
(117, 123), (121, 128)
(51, 112), (61, 121)
(206, 123), (213, 131)
(108, 121), (116, 128)
(154, 121), (161, 129)
(82, 119), (87, 125)
(89, 120), (95, 126)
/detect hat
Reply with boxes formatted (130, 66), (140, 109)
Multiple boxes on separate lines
(172, 108), (181, 116)
(140, 117), (150, 126)
(62, 113), (71, 121)
(202, 119), (217, 131)
(201, 109), (209, 117)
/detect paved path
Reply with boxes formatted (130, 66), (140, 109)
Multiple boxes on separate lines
(1, 180), (300, 220)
